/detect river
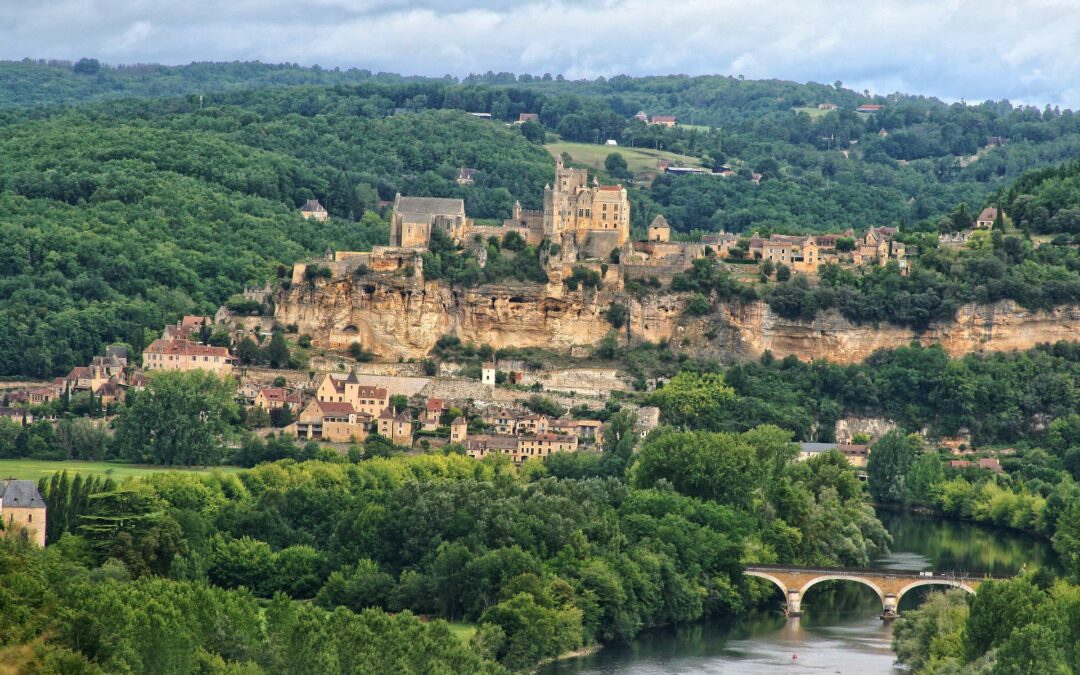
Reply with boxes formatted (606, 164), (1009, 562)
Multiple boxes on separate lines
(538, 510), (1057, 675)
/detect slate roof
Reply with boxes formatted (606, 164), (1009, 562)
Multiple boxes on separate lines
(395, 196), (465, 217)
(0, 480), (45, 508)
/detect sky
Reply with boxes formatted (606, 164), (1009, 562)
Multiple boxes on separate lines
(3, 0), (1080, 108)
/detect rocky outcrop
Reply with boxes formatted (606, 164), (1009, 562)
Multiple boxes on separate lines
(709, 300), (1080, 363)
(276, 275), (682, 359)
(277, 274), (1080, 364)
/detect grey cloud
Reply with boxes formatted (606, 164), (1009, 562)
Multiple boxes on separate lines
(1, 0), (1078, 107)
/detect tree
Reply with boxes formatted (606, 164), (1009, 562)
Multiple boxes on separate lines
(264, 331), (291, 368)
(316, 559), (395, 612)
(113, 371), (239, 465)
(73, 58), (101, 75)
(775, 264), (791, 282)
(648, 371), (735, 429)
(389, 394), (409, 412)
(964, 578), (1044, 661)
(604, 152), (630, 179)
(866, 431), (919, 504)
(905, 452), (944, 504)
(235, 337), (260, 365)
(631, 430), (757, 507)
(1053, 498), (1080, 580)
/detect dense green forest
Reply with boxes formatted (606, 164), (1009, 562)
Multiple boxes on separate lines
(0, 97), (551, 376)
(1, 416), (887, 672)
(4, 62), (1080, 375)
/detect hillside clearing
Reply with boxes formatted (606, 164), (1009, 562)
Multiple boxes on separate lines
(0, 459), (240, 481)
(545, 141), (704, 175)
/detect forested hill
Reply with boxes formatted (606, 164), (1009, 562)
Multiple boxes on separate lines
(0, 59), (423, 109)
(0, 104), (551, 377)
(3, 63), (1080, 377)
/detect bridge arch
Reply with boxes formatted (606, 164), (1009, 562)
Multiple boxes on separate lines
(744, 570), (790, 599)
(895, 579), (976, 606)
(798, 575), (885, 603)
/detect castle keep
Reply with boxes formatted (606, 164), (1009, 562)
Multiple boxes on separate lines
(543, 155), (630, 257)
(386, 156), (630, 260)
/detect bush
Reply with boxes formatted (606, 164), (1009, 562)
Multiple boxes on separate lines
(606, 303), (628, 329)
(684, 293), (711, 316)
(349, 342), (374, 362)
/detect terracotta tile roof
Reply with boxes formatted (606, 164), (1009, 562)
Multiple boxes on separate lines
(318, 401), (356, 415)
(259, 387), (289, 401)
(144, 339), (231, 357)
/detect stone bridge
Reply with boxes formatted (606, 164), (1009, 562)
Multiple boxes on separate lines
(745, 564), (1002, 618)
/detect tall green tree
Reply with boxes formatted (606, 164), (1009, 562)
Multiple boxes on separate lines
(867, 431), (919, 504)
(113, 370), (239, 465)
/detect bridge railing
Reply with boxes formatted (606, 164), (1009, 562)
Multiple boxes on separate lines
(744, 564), (1010, 580)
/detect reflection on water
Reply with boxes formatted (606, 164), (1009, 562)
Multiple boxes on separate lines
(875, 509), (1058, 575)
(539, 511), (1058, 675)
(542, 583), (900, 674)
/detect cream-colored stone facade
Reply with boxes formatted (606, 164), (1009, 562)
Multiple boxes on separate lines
(543, 156), (630, 252)
(1, 480), (46, 547)
(143, 339), (235, 376)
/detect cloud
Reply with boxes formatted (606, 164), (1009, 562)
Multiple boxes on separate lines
(1, 0), (1078, 107)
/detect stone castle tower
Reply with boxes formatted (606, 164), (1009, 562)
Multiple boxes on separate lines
(543, 156), (630, 257)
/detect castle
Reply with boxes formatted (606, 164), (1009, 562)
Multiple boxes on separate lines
(542, 155), (630, 257)
(387, 156), (630, 261)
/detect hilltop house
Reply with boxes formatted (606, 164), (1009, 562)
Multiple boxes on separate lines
(456, 168), (476, 185)
(300, 199), (329, 221)
(466, 432), (578, 464)
(316, 372), (389, 417)
(1, 480), (46, 547)
(142, 339), (236, 376)
(378, 408), (414, 447)
(650, 115), (676, 127)
(291, 399), (371, 443)
(975, 207), (998, 229)
(254, 387), (302, 410)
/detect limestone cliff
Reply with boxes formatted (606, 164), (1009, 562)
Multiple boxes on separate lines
(703, 300), (1080, 363)
(276, 274), (682, 359)
(276, 274), (1080, 364)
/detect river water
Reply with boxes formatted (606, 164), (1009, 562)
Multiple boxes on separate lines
(539, 510), (1057, 675)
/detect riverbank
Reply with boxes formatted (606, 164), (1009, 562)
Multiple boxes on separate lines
(539, 511), (1055, 674)
(533, 644), (604, 672)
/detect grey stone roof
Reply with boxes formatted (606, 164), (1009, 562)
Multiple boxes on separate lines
(799, 442), (839, 453)
(0, 480), (45, 508)
(395, 196), (465, 217)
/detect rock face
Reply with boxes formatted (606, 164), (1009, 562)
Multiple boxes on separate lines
(712, 300), (1080, 363)
(276, 275), (682, 359)
(277, 275), (1080, 364)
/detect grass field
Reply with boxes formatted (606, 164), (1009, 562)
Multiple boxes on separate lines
(445, 622), (477, 643)
(545, 141), (704, 175)
(792, 106), (832, 119)
(0, 459), (241, 481)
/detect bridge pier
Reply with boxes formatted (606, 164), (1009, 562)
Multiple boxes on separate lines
(786, 589), (802, 617)
(881, 594), (898, 620)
